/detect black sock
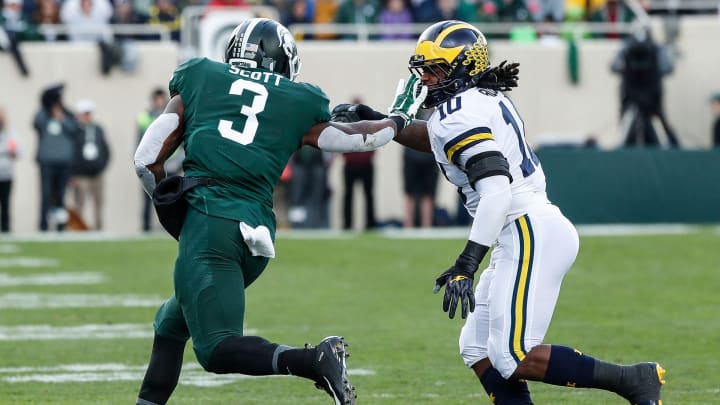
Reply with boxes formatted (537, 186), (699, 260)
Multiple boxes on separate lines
(137, 333), (187, 405)
(480, 366), (534, 405)
(542, 345), (595, 388)
(592, 358), (628, 392)
(276, 346), (319, 381)
(542, 344), (638, 396)
(206, 336), (320, 381)
(206, 335), (282, 375)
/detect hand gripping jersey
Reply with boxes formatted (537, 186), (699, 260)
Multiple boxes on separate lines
(169, 57), (331, 231)
(426, 87), (550, 223)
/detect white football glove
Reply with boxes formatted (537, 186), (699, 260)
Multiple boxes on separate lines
(387, 75), (428, 129)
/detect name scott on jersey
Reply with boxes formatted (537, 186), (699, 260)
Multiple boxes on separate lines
(228, 66), (282, 86)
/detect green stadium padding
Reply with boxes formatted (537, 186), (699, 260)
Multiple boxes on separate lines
(535, 148), (720, 224)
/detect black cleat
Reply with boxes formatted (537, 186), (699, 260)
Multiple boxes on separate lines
(620, 362), (666, 405)
(307, 336), (356, 405)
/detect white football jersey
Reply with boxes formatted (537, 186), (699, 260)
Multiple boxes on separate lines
(426, 87), (549, 222)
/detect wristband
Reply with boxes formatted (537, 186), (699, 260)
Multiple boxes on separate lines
(388, 115), (406, 131)
(455, 240), (489, 275)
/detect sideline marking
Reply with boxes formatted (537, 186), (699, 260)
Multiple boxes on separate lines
(0, 272), (105, 287)
(380, 224), (703, 239)
(0, 293), (163, 309)
(0, 324), (258, 340)
(0, 324), (153, 340)
(0, 257), (58, 268)
(0, 244), (20, 254)
(0, 363), (375, 386)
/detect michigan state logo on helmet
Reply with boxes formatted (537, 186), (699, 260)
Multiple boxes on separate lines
(224, 18), (301, 81)
(409, 21), (490, 108)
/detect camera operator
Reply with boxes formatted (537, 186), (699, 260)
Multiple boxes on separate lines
(611, 27), (680, 147)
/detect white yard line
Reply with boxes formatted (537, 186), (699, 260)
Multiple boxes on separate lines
(0, 324), (258, 340)
(0, 272), (105, 287)
(0, 293), (163, 309)
(0, 257), (58, 268)
(0, 363), (374, 386)
(574, 223), (697, 236)
(381, 224), (705, 239)
(0, 244), (20, 254)
(0, 323), (153, 340)
(0, 225), (715, 243)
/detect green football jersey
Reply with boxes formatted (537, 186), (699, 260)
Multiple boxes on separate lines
(168, 57), (331, 233)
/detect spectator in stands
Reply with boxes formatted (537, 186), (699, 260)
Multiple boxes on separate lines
(458, 0), (499, 24)
(403, 147), (437, 228)
(111, 0), (149, 37)
(60, 0), (113, 41)
(532, 0), (563, 22)
(31, 0), (61, 40)
(205, 0), (247, 10)
(410, 0), (442, 22)
(148, 0), (180, 41)
(589, 0), (633, 38)
(437, 0), (460, 20)
(288, 145), (331, 229)
(611, 27), (679, 147)
(33, 83), (79, 232)
(137, 87), (166, 232)
(282, 0), (314, 39)
(341, 150), (376, 230)
(68, 99), (110, 230)
(379, 0), (414, 40)
(496, 0), (530, 22)
(711, 92), (720, 147)
(335, 0), (378, 39)
(313, 0), (339, 40)
(0, 106), (18, 232)
(271, 0), (293, 26)
(2, 0), (42, 76)
(60, 0), (117, 74)
(136, 87), (184, 232)
(110, 0), (148, 72)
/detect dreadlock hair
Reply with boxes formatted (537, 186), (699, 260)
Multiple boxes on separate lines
(476, 61), (520, 92)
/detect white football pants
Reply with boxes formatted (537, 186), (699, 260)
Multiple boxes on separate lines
(459, 203), (579, 378)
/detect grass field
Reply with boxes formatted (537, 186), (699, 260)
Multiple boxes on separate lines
(0, 228), (719, 404)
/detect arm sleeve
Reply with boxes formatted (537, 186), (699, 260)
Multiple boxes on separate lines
(133, 113), (180, 195)
(453, 137), (512, 246)
(467, 175), (511, 246)
(317, 124), (395, 152)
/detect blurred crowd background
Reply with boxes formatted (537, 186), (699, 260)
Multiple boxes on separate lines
(1, 0), (719, 234)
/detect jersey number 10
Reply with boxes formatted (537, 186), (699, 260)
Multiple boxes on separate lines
(499, 100), (539, 178)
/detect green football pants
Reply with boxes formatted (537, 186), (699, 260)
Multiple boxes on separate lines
(153, 206), (269, 368)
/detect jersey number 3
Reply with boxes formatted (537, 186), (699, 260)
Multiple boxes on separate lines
(218, 79), (268, 145)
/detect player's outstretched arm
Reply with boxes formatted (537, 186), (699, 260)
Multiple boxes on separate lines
(329, 75), (432, 153)
(133, 95), (185, 196)
(394, 121), (432, 153)
(331, 104), (432, 153)
(302, 119), (399, 152)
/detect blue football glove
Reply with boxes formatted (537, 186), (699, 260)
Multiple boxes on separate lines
(387, 75), (428, 129)
(433, 241), (489, 319)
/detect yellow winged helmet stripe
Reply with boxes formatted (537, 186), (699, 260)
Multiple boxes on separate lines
(414, 22), (479, 64)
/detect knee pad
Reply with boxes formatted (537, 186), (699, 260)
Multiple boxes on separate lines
(488, 339), (542, 379)
(459, 326), (488, 368)
(153, 299), (190, 342)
